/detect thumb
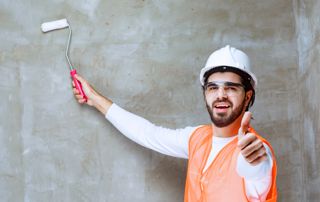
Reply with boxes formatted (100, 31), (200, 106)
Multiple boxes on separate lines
(73, 74), (91, 95)
(74, 74), (89, 90)
(74, 74), (85, 83)
(238, 111), (252, 138)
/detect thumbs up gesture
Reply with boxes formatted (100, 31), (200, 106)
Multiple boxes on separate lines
(237, 112), (268, 166)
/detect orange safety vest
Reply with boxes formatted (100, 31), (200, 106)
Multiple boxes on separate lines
(184, 125), (277, 202)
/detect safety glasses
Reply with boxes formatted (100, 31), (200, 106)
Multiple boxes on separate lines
(204, 81), (245, 97)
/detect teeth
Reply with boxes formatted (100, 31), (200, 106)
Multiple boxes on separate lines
(213, 102), (231, 108)
(215, 104), (229, 108)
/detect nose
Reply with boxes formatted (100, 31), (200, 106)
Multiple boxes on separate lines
(216, 87), (227, 99)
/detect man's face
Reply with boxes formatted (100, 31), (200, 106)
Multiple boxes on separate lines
(204, 72), (251, 128)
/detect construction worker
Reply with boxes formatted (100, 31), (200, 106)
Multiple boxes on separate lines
(72, 45), (277, 201)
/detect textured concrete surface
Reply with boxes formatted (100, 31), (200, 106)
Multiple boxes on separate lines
(294, 0), (320, 201)
(0, 0), (318, 201)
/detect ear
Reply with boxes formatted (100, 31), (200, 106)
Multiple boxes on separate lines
(244, 90), (253, 106)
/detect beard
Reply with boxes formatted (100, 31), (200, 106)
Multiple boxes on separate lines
(206, 97), (246, 128)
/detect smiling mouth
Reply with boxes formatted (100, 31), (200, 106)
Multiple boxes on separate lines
(214, 103), (231, 109)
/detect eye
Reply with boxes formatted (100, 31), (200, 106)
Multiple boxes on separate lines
(225, 86), (238, 91)
(206, 85), (218, 91)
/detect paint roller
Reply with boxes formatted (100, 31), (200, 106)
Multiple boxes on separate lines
(41, 18), (88, 102)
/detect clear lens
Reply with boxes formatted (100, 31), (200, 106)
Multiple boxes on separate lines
(204, 81), (245, 97)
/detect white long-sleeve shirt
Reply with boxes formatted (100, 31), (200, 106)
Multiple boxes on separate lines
(105, 104), (273, 201)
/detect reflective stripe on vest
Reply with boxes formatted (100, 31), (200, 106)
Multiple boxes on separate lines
(184, 125), (277, 202)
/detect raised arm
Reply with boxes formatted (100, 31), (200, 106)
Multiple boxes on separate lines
(72, 74), (197, 158)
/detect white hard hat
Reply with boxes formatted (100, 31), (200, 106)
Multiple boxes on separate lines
(199, 45), (257, 89)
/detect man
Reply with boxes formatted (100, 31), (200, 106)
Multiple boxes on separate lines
(73, 45), (277, 201)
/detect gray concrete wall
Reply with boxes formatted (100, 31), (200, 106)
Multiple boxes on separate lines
(0, 0), (317, 201)
(294, 0), (320, 201)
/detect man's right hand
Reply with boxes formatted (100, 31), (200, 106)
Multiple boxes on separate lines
(72, 74), (113, 115)
(72, 74), (97, 106)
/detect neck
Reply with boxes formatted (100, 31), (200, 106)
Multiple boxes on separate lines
(211, 114), (243, 138)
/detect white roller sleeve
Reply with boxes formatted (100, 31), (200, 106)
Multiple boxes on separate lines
(41, 19), (69, 32)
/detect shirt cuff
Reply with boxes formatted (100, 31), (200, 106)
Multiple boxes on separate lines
(105, 103), (119, 120)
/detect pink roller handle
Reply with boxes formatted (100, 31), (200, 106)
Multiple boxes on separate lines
(70, 69), (88, 102)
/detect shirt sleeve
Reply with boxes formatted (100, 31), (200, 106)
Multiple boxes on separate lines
(105, 103), (197, 159)
(237, 143), (273, 201)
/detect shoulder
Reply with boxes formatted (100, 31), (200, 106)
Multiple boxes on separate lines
(188, 125), (212, 149)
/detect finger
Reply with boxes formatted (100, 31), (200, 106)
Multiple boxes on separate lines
(73, 88), (79, 95)
(78, 98), (86, 104)
(240, 138), (264, 157)
(74, 74), (85, 84)
(248, 154), (268, 166)
(245, 148), (267, 163)
(75, 94), (84, 100)
(72, 80), (75, 87)
(238, 111), (252, 137)
(238, 133), (256, 149)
